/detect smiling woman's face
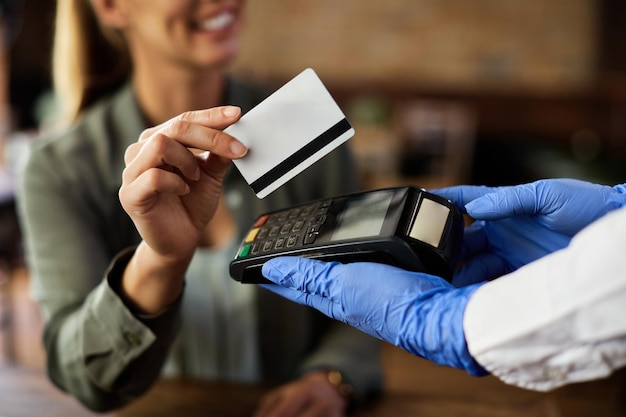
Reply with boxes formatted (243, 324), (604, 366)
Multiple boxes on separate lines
(111, 0), (246, 71)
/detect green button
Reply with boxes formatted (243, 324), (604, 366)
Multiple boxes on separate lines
(238, 243), (252, 258)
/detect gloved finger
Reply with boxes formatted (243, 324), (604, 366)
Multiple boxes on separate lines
(430, 185), (496, 211)
(263, 257), (450, 305)
(464, 183), (543, 220)
(262, 257), (341, 299)
(452, 253), (508, 287)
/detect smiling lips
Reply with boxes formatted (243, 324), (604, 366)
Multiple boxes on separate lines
(196, 11), (236, 32)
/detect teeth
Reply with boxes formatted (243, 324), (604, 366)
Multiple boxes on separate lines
(199, 12), (234, 31)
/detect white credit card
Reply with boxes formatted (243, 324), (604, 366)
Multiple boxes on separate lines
(225, 68), (355, 199)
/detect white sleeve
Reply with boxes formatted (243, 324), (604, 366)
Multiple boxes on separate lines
(463, 206), (626, 392)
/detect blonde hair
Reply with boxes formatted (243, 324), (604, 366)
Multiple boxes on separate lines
(52, 0), (131, 126)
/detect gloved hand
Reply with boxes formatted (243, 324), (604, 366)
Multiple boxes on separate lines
(262, 257), (488, 377)
(432, 178), (626, 286)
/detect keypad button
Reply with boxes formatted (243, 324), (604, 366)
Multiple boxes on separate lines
(292, 220), (305, 232)
(286, 235), (298, 247)
(311, 215), (326, 225)
(304, 233), (317, 245)
(245, 228), (260, 243)
(238, 243), (252, 258)
(280, 222), (294, 234)
(254, 214), (270, 227)
(316, 206), (329, 215)
(263, 240), (274, 252)
(269, 226), (280, 237)
(257, 228), (269, 239)
(300, 204), (317, 217)
(307, 224), (321, 234)
(275, 237), (285, 249)
(251, 242), (261, 255)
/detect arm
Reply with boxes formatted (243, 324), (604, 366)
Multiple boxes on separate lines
(18, 107), (248, 411)
(18, 143), (181, 411)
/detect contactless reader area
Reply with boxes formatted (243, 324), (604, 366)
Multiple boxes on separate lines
(230, 186), (464, 284)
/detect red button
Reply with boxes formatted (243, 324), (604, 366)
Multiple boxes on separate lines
(254, 214), (269, 227)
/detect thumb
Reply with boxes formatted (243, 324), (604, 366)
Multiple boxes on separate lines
(262, 257), (300, 286)
(262, 257), (339, 298)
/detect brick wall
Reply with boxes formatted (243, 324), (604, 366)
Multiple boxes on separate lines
(232, 0), (598, 95)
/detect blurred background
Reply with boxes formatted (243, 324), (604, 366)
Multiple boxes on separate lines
(0, 2), (625, 413)
(4, 0), (626, 190)
(232, 0), (626, 190)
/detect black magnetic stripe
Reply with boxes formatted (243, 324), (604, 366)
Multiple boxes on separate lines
(250, 118), (352, 194)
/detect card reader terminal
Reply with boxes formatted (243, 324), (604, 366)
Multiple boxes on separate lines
(230, 186), (464, 284)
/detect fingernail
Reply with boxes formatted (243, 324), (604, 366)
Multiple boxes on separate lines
(230, 140), (248, 156)
(223, 106), (240, 117)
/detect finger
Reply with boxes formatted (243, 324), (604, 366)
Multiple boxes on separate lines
(122, 134), (200, 184)
(262, 257), (348, 320)
(262, 257), (340, 297)
(140, 107), (247, 158)
(263, 257), (317, 288)
(154, 122), (247, 159)
(119, 169), (190, 214)
(139, 106), (242, 140)
(173, 106), (243, 129)
(253, 391), (281, 417)
(452, 253), (508, 287)
(257, 391), (308, 417)
(305, 291), (345, 322)
(124, 142), (142, 165)
(300, 401), (341, 417)
(196, 151), (234, 183)
(464, 183), (542, 220)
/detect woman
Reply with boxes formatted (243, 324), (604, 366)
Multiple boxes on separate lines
(17, 0), (382, 415)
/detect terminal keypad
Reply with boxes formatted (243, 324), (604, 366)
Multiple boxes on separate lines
(236, 200), (332, 259)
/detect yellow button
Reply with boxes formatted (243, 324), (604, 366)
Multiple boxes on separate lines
(245, 228), (260, 243)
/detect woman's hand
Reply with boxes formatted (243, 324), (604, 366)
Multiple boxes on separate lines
(253, 371), (348, 417)
(118, 106), (247, 313)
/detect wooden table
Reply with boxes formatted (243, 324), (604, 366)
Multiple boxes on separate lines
(1, 357), (625, 417)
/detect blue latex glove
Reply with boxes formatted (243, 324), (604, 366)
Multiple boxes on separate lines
(262, 257), (488, 376)
(432, 178), (626, 286)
